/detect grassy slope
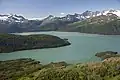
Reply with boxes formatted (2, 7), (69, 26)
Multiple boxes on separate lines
(1, 57), (120, 80)
(0, 58), (42, 80)
(32, 57), (120, 80)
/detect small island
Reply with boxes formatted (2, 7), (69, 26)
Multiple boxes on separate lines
(95, 51), (120, 60)
(0, 34), (71, 53)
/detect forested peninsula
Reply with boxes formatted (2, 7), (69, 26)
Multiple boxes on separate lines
(0, 34), (70, 53)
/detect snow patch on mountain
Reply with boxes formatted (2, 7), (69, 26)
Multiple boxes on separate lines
(102, 9), (120, 17)
(0, 14), (26, 22)
(0, 9), (120, 23)
(0, 16), (8, 20)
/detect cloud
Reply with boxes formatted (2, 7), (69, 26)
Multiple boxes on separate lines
(60, 13), (65, 15)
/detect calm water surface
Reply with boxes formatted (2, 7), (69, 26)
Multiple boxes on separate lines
(0, 32), (120, 64)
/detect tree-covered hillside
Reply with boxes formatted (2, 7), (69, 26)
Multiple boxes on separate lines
(0, 34), (70, 53)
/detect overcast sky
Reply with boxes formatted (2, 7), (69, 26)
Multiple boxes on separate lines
(0, 0), (120, 18)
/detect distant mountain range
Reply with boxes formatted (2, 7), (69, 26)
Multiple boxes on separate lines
(0, 9), (120, 34)
(1, 9), (120, 22)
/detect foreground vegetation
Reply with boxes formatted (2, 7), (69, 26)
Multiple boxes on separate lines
(0, 34), (70, 53)
(1, 51), (120, 80)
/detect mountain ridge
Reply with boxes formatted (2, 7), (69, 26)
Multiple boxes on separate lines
(0, 9), (120, 22)
(0, 9), (120, 34)
(66, 13), (120, 35)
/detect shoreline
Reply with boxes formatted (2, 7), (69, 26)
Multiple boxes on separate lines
(11, 31), (120, 36)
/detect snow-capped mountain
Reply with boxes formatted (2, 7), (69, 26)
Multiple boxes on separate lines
(102, 9), (120, 17)
(41, 9), (120, 23)
(43, 15), (55, 20)
(80, 9), (120, 19)
(0, 9), (120, 33)
(64, 9), (120, 20)
(0, 9), (120, 23)
(0, 15), (9, 20)
(80, 10), (101, 19)
(0, 14), (26, 22)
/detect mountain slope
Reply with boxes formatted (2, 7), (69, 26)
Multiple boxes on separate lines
(39, 9), (120, 32)
(66, 13), (120, 34)
(0, 9), (120, 33)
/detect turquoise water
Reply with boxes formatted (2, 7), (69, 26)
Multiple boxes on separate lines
(0, 32), (120, 64)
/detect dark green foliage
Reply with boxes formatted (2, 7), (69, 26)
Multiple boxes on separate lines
(0, 58), (42, 80)
(0, 34), (70, 53)
(43, 61), (69, 68)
